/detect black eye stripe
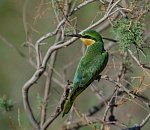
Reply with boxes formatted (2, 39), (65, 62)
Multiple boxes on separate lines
(83, 35), (96, 40)
(83, 35), (91, 39)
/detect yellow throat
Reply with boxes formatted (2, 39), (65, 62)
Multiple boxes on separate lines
(80, 38), (95, 46)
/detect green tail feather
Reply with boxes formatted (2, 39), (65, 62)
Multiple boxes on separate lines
(62, 86), (86, 117)
(62, 99), (74, 117)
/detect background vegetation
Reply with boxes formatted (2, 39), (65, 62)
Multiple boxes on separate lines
(0, 0), (150, 130)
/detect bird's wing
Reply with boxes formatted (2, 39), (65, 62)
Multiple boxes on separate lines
(62, 52), (108, 116)
(73, 52), (108, 88)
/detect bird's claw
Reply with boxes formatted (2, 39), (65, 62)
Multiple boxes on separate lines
(96, 75), (101, 82)
(67, 80), (73, 85)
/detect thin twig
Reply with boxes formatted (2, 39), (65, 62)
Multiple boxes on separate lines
(101, 75), (135, 98)
(62, 116), (127, 130)
(22, 0), (29, 41)
(90, 83), (104, 101)
(140, 113), (150, 128)
(35, 19), (66, 68)
(40, 51), (58, 126)
(102, 88), (118, 122)
(69, 0), (96, 16)
(106, 0), (121, 16)
(0, 34), (25, 57)
(128, 49), (150, 76)
(41, 84), (70, 130)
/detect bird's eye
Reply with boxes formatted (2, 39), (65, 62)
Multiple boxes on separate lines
(83, 35), (91, 39)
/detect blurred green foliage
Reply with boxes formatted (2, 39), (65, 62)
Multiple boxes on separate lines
(0, 96), (14, 112)
(113, 18), (144, 51)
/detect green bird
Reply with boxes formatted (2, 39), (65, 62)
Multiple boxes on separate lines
(62, 30), (108, 117)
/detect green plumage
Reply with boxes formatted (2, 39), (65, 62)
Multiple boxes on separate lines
(62, 30), (108, 117)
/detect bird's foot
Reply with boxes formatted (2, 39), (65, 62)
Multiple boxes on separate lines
(67, 80), (73, 92)
(67, 80), (73, 85)
(95, 75), (101, 82)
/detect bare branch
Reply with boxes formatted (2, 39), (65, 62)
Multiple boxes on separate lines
(101, 75), (135, 98)
(35, 19), (66, 68)
(128, 49), (150, 76)
(0, 34), (25, 57)
(62, 116), (127, 130)
(122, 113), (150, 130)
(41, 84), (70, 130)
(69, 0), (96, 16)
(140, 113), (150, 128)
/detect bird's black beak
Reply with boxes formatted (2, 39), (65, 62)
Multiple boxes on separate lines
(65, 34), (82, 38)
